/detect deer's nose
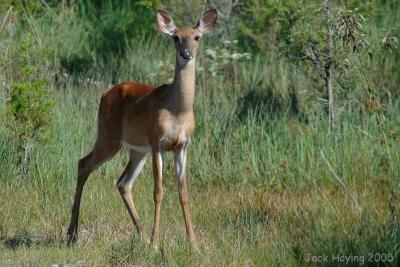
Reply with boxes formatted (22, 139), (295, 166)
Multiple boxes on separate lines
(180, 49), (193, 60)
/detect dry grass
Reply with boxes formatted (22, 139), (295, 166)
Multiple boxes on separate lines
(1, 168), (398, 266)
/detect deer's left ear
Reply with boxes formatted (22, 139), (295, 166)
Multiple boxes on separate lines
(196, 9), (217, 34)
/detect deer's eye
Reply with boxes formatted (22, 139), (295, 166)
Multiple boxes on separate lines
(173, 35), (179, 42)
(194, 36), (200, 41)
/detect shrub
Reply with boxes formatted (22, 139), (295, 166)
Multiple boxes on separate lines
(3, 35), (54, 173)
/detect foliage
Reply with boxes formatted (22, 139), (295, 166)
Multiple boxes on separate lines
(0, 1), (400, 265)
(7, 76), (51, 142)
(234, 0), (302, 51)
(2, 35), (54, 171)
(201, 39), (251, 77)
(381, 28), (399, 53)
(59, 0), (160, 76)
(332, 8), (367, 52)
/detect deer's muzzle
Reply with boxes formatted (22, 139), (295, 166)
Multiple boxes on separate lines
(180, 49), (193, 60)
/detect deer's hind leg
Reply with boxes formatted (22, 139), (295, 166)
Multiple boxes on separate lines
(67, 139), (121, 245)
(117, 150), (148, 241)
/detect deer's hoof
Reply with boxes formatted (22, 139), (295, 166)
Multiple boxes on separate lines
(66, 230), (78, 246)
(140, 233), (150, 244)
(189, 242), (199, 253)
(150, 240), (159, 250)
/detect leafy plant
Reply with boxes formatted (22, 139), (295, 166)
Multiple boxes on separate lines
(3, 35), (54, 173)
(201, 40), (251, 77)
(381, 28), (399, 53)
(234, 0), (301, 51)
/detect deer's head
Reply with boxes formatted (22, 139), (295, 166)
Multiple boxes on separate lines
(157, 9), (217, 64)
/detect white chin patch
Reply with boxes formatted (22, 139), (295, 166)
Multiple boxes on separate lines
(178, 56), (194, 65)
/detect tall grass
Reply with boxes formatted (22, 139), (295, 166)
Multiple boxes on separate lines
(1, 61), (400, 265)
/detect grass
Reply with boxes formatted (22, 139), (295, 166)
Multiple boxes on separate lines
(1, 1), (400, 265)
(1, 78), (400, 266)
(1, 180), (399, 266)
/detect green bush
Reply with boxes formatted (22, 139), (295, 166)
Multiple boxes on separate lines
(3, 35), (54, 172)
(234, 0), (301, 52)
(59, 0), (160, 76)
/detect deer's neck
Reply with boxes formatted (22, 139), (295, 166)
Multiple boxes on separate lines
(171, 57), (196, 113)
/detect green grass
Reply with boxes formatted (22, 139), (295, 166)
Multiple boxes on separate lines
(1, 79), (400, 266)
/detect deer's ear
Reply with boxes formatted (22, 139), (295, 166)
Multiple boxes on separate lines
(157, 10), (176, 36)
(196, 9), (217, 34)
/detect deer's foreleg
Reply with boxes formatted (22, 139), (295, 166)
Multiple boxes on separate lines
(174, 141), (197, 250)
(150, 149), (163, 249)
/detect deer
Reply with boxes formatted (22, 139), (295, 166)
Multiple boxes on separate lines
(66, 9), (217, 250)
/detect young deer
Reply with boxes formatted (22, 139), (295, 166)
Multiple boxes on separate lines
(66, 9), (217, 250)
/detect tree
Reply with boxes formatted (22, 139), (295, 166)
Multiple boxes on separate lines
(293, 1), (367, 134)
(324, 0), (335, 132)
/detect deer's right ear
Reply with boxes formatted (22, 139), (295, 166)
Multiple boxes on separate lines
(157, 10), (176, 36)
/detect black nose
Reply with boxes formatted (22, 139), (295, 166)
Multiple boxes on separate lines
(180, 49), (193, 60)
